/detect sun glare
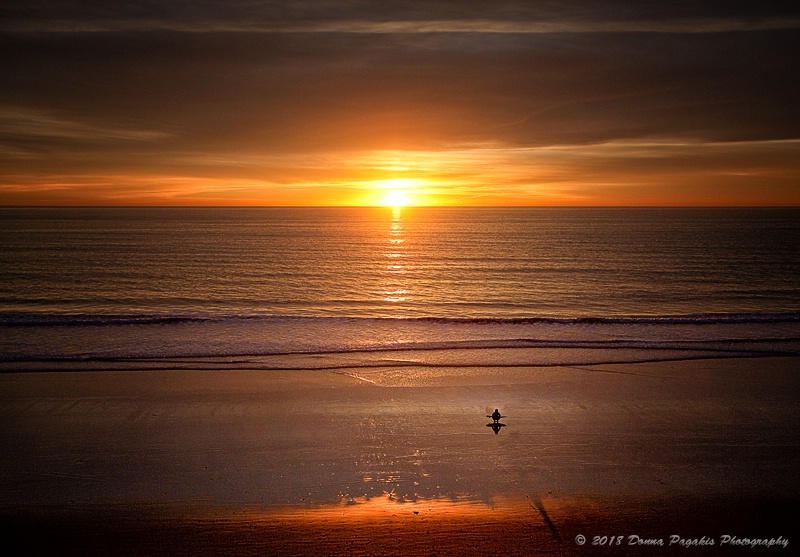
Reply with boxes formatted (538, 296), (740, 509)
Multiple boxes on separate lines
(382, 190), (412, 207)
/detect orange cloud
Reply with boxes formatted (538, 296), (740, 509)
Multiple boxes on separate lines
(2, 139), (798, 206)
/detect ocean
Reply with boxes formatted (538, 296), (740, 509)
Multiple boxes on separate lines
(1, 207), (799, 370)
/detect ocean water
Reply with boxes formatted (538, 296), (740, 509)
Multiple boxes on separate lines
(1, 207), (799, 369)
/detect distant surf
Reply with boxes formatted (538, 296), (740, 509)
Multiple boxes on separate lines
(2, 312), (798, 370)
(2, 207), (798, 370)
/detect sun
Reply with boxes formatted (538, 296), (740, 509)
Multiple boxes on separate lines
(370, 177), (426, 206)
(381, 189), (412, 207)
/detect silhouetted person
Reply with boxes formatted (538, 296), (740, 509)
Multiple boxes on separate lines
(491, 409), (501, 423)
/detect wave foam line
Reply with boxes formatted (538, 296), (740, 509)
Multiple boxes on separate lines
(4, 338), (800, 362)
(2, 311), (800, 327)
(0, 341), (800, 371)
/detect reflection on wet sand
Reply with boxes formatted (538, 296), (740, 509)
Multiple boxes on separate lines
(271, 492), (553, 521)
(1, 357), (797, 555)
(1, 494), (576, 556)
(486, 422), (506, 434)
(6, 492), (794, 557)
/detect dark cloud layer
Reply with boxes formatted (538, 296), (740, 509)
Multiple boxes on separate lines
(1, 1), (798, 204)
(3, 31), (797, 150)
(3, 1), (799, 30)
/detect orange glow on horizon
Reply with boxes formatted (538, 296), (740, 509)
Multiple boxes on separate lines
(2, 140), (799, 206)
(362, 177), (433, 206)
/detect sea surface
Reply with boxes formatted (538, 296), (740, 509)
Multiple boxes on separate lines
(1, 207), (799, 370)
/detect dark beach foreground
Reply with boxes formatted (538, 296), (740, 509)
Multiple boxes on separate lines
(1, 356), (798, 555)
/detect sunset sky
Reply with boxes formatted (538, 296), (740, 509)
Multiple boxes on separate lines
(1, 1), (799, 206)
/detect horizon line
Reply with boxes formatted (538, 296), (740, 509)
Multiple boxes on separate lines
(2, 205), (799, 209)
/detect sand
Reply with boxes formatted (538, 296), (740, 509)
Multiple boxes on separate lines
(1, 357), (798, 555)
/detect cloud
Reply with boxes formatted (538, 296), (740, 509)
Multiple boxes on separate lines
(2, 30), (797, 156)
(3, 1), (799, 33)
(1, 1), (798, 205)
(5, 18), (800, 34)
(0, 106), (169, 142)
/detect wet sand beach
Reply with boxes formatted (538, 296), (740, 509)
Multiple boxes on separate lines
(1, 356), (798, 555)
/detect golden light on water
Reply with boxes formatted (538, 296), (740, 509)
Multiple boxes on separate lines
(382, 206), (409, 304)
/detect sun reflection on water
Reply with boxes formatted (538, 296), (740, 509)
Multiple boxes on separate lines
(382, 207), (411, 304)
